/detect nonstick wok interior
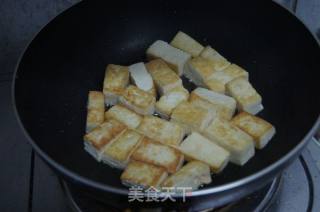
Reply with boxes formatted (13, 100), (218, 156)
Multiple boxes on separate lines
(14, 0), (320, 194)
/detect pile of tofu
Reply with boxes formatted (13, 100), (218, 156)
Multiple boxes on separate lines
(83, 31), (276, 191)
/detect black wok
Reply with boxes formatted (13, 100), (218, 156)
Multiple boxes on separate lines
(13, 0), (320, 210)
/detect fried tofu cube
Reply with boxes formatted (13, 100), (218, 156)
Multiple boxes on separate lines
(155, 86), (189, 119)
(128, 62), (156, 96)
(161, 161), (211, 191)
(86, 91), (105, 133)
(131, 137), (184, 173)
(200, 46), (231, 71)
(204, 118), (255, 165)
(223, 64), (249, 80)
(171, 101), (214, 134)
(103, 64), (129, 106)
(226, 78), (263, 115)
(105, 105), (142, 129)
(184, 57), (217, 87)
(203, 78), (225, 94)
(231, 112), (276, 149)
(170, 31), (204, 57)
(145, 59), (182, 95)
(119, 85), (156, 115)
(179, 132), (230, 173)
(101, 129), (143, 169)
(189, 87), (236, 120)
(137, 116), (185, 146)
(204, 64), (249, 94)
(121, 160), (168, 188)
(83, 119), (127, 161)
(146, 40), (191, 76)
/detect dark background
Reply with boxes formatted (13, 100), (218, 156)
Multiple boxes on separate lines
(0, 0), (319, 211)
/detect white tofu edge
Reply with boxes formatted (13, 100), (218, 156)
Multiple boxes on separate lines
(101, 154), (127, 169)
(230, 142), (255, 166)
(84, 141), (102, 162)
(257, 126), (276, 149)
(242, 103), (264, 115)
(183, 62), (206, 87)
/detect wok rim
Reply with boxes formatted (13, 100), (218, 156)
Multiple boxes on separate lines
(11, 0), (320, 197)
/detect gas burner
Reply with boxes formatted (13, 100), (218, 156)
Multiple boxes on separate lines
(61, 176), (281, 212)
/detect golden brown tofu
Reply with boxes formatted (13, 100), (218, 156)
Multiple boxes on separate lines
(137, 115), (185, 146)
(131, 137), (184, 173)
(204, 118), (255, 166)
(226, 78), (263, 115)
(189, 87), (236, 120)
(83, 119), (127, 161)
(171, 101), (214, 134)
(161, 161), (211, 191)
(204, 64), (249, 94)
(103, 64), (129, 105)
(204, 78), (226, 94)
(170, 31), (204, 57)
(101, 129), (143, 169)
(86, 91), (105, 133)
(231, 112), (276, 149)
(184, 57), (217, 87)
(105, 105), (142, 129)
(155, 86), (189, 119)
(121, 160), (168, 188)
(119, 85), (156, 115)
(223, 64), (249, 79)
(179, 132), (230, 173)
(200, 46), (231, 71)
(145, 59), (182, 95)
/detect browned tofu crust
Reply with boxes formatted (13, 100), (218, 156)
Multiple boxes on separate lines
(86, 91), (105, 129)
(131, 137), (184, 173)
(120, 160), (167, 188)
(103, 129), (143, 162)
(84, 119), (127, 150)
(121, 85), (155, 109)
(145, 59), (181, 88)
(137, 116), (184, 146)
(103, 64), (129, 95)
(231, 112), (274, 141)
